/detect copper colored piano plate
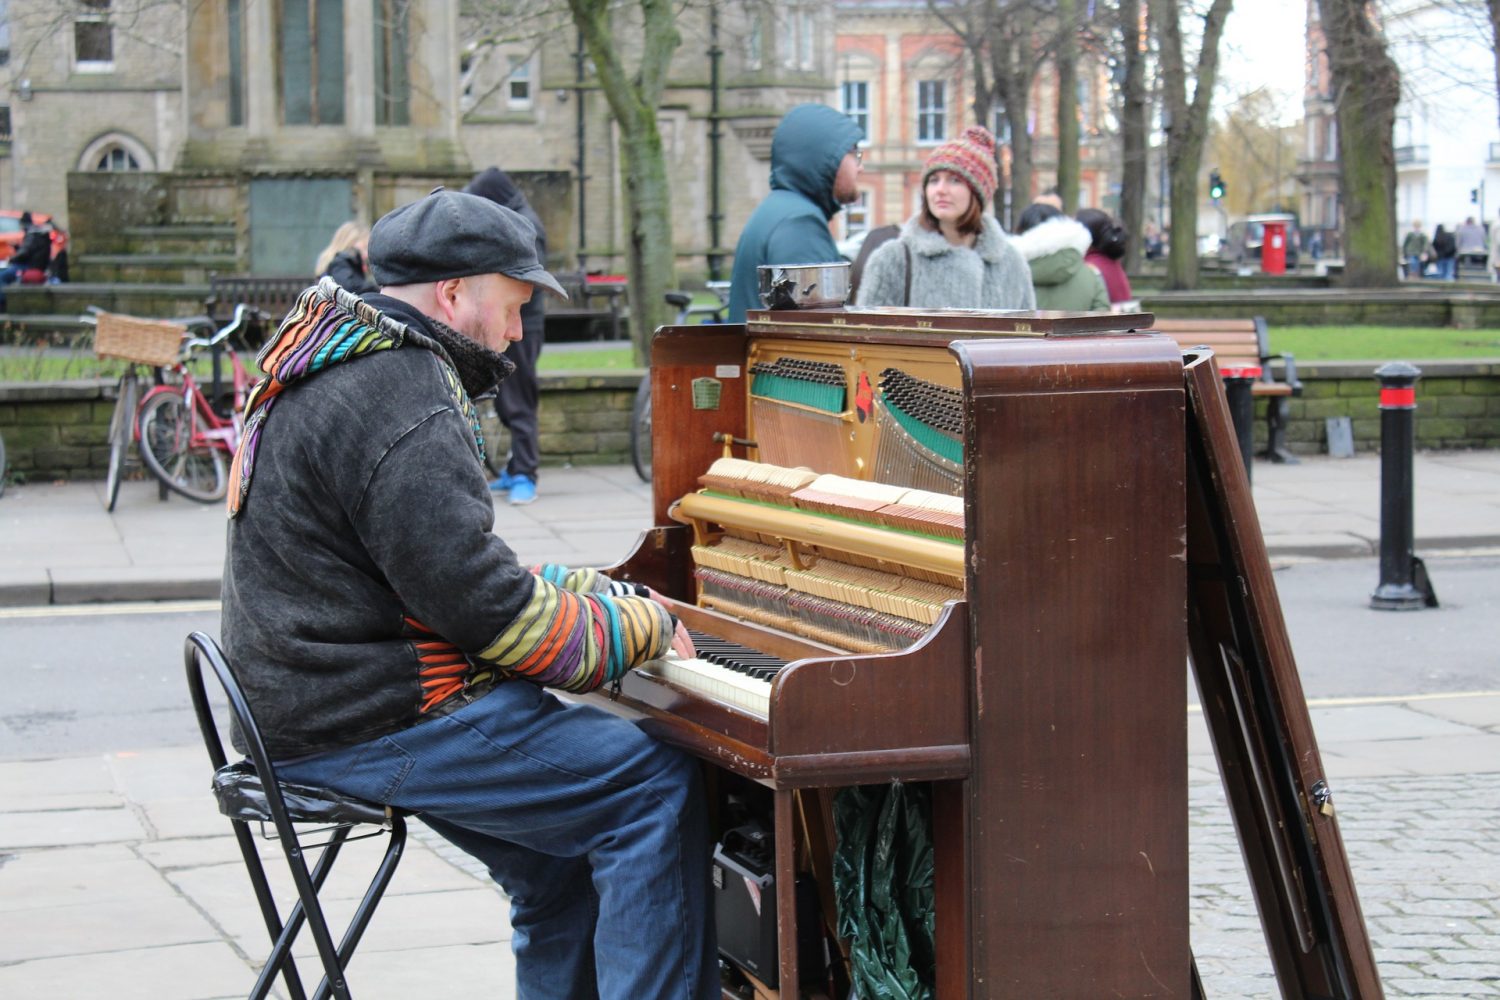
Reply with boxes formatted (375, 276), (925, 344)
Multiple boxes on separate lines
(747, 306), (1155, 341)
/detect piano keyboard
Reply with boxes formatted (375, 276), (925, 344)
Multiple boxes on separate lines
(636, 630), (788, 716)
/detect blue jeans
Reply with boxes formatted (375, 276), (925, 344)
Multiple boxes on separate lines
(1406, 255), (1424, 279)
(278, 681), (717, 1000)
(1436, 256), (1456, 280)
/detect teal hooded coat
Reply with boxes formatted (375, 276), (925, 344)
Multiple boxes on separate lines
(726, 104), (864, 323)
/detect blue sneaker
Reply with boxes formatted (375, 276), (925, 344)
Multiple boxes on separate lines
(488, 470), (517, 493)
(508, 476), (537, 505)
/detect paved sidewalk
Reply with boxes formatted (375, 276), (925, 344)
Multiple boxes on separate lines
(2, 452), (1499, 607)
(2, 455), (1498, 998)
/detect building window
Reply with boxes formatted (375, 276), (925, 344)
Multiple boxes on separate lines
(990, 102), (1011, 145)
(279, 0), (345, 125)
(507, 55), (533, 109)
(843, 191), (870, 240)
(96, 146), (140, 171)
(228, 0), (245, 126)
(75, 0), (113, 72)
(841, 81), (869, 143)
(798, 9), (815, 70)
(373, 0), (409, 126)
(917, 80), (946, 145)
(746, 15), (762, 71)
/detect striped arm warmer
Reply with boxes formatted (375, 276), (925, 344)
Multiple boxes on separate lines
(478, 570), (672, 692)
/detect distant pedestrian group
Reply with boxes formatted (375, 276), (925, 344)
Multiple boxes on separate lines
(1404, 216), (1499, 281)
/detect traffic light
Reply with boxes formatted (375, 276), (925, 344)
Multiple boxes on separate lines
(1472, 188), (1480, 204)
(1209, 169), (1226, 201)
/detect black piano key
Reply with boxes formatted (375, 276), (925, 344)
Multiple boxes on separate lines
(685, 629), (788, 678)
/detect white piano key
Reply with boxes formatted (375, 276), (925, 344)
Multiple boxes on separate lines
(637, 651), (773, 715)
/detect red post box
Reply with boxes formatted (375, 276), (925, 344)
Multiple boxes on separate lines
(1253, 213), (1295, 275)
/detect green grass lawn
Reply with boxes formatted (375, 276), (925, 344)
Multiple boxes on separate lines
(4, 324), (1495, 383)
(1269, 326), (1500, 361)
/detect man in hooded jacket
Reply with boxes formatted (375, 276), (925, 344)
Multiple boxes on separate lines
(464, 167), (549, 504)
(726, 103), (865, 323)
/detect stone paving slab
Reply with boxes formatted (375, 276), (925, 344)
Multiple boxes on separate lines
(0, 942), (250, 1000)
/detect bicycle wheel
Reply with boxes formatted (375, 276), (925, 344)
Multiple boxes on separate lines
(137, 391), (228, 503)
(630, 375), (652, 483)
(104, 371), (139, 512)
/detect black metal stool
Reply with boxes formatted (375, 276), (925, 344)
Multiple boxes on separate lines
(185, 631), (408, 1000)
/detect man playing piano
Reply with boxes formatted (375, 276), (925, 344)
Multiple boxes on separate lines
(221, 189), (715, 999)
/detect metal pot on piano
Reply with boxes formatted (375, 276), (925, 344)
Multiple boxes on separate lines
(585, 306), (1385, 999)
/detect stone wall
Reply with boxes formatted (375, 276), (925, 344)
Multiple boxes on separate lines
(1258, 360), (1500, 454)
(0, 372), (640, 484)
(5, 363), (1496, 484)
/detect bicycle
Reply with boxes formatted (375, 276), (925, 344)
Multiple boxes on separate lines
(631, 281), (730, 483)
(89, 308), (208, 511)
(136, 304), (257, 503)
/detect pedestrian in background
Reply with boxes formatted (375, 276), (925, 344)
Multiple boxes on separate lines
(1075, 207), (1134, 310)
(1401, 221), (1429, 280)
(1431, 224), (1457, 281)
(465, 166), (548, 505)
(314, 222), (376, 295)
(1489, 218), (1500, 282)
(854, 126), (1033, 311)
(726, 103), (864, 323)
(1012, 202), (1109, 312)
(1455, 215), (1488, 278)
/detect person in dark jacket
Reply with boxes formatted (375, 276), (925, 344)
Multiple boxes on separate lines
(1431, 224), (1458, 281)
(726, 103), (865, 323)
(0, 212), (53, 287)
(1075, 207), (1135, 308)
(464, 167), (547, 504)
(314, 222), (377, 295)
(222, 189), (713, 1000)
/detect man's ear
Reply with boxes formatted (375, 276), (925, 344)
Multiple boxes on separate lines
(432, 277), (464, 323)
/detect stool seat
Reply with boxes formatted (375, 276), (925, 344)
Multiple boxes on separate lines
(186, 631), (408, 1000)
(212, 759), (396, 828)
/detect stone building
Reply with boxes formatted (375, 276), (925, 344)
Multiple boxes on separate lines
(0, 0), (184, 228)
(834, 0), (1119, 238)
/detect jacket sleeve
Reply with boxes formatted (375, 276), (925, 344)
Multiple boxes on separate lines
(1087, 269), (1110, 311)
(351, 403), (673, 693)
(854, 240), (906, 308)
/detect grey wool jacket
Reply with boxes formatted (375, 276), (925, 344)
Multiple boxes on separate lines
(854, 215), (1036, 311)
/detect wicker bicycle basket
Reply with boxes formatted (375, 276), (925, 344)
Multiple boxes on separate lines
(93, 312), (188, 367)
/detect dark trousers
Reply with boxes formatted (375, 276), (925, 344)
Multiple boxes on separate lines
(497, 319), (544, 480)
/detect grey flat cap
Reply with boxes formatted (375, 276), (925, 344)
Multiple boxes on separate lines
(368, 188), (567, 298)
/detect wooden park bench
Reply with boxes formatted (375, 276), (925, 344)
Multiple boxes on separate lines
(1151, 317), (1302, 471)
(546, 271), (627, 342)
(205, 273), (315, 343)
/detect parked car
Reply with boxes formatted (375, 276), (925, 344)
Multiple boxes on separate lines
(1220, 218), (1300, 270)
(0, 210), (68, 264)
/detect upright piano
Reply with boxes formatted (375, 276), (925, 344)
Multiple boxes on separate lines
(595, 307), (1384, 999)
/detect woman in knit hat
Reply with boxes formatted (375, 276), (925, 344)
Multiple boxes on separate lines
(854, 125), (1035, 310)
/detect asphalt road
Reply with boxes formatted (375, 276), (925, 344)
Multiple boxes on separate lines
(1, 553), (1495, 759)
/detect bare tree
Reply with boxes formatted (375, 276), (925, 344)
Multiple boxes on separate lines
(1149, 0), (1234, 290)
(1117, 0), (1150, 272)
(1319, 0), (1400, 286)
(563, 0), (680, 363)
(1055, 0), (1080, 210)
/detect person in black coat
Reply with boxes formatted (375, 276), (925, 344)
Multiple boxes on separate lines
(314, 222), (377, 295)
(1431, 224), (1458, 281)
(464, 167), (549, 505)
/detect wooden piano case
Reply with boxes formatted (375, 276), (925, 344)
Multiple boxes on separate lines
(600, 310), (1381, 999)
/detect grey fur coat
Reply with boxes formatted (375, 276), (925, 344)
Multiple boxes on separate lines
(854, 215), (1036, 310)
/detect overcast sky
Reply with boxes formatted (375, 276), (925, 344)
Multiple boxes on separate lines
(1215, 0), (1309, 125)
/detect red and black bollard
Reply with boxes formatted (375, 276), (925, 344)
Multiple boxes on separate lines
(1370, 362), (1438, 610)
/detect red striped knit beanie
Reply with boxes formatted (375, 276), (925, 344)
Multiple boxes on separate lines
(921, 126), (999, 207)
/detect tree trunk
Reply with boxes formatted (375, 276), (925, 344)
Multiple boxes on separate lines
(565, 0), (680, 365)
(991, 10), (1038, 228)
(1318, 0), (1401, 287)
(1118, 0), (1149, 273)
(1055, 0), (1080, 211)
(1488, 0), (1500, 148)
(1150, 0), (1234, 291)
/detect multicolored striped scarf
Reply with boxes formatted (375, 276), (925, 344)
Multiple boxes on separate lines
(228, 278), (484, 518)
